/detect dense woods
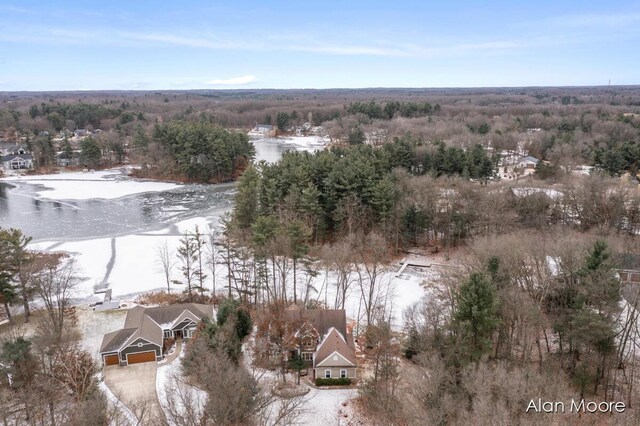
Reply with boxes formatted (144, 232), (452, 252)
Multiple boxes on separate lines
(3, 87), (640, 178)
(133, 121), (255, 183)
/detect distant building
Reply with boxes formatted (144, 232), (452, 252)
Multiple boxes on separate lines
(618, 253), (640, 285)
(248, 124), (276, 138)
(517, 156), (539, 170)
(1, 143), (28, 156)
(2, 153), (34, 170)
(56, 150), (80, 167)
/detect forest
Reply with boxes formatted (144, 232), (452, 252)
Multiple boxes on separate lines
(2, 87), (640, 179)
(2, 87), (640, 424)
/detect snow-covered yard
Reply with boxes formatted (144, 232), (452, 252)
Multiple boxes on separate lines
(296, 388), (359, 426)
(74, 306), (127, 357)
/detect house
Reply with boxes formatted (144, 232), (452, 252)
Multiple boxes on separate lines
(1, 143), (29, 156)
(517, 156), (539, 170)
(2, 154), (34, 170)
(99, 303), (213, 366)
(56, 150), (80, 167)
(617, 253), (640, 285)
(248, 124), (276, 138)
(313, 327), (357, 380)
(284, 306), (357, 380)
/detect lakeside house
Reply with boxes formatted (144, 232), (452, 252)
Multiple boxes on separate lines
(2, 154), (34, 170)
(517, 156), (539, 170)
(99, 303), (213, 366)
(1, 143), (34, 170)
(284, 306), (358, 380)
(248, 124), (276, 138)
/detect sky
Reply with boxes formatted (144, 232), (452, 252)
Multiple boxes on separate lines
(0, 1), (639, 91)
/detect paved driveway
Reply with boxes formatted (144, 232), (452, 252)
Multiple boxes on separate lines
(104, 362), (164, 424)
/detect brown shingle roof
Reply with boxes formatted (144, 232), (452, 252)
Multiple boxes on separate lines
(313, 327), (357, 367)
(285, 308), (347, 339)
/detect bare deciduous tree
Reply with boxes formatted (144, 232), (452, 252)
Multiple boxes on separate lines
(157, 241), (175, 294)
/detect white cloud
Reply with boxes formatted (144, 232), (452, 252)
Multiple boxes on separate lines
(206, 75), (257, 85)
(0, 5), (34, 14)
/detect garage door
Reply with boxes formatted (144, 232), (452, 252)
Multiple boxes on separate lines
(104, 354), (119, 366)
(126, 351), (156, 365)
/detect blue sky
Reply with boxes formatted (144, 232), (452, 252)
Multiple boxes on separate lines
(0, 1), (639, 90)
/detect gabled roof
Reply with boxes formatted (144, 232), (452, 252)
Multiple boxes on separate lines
(518, 156), (539, 164)
(143, 303), (212, 327)
(100, 303), (213, 355)
(2, 154), (33, 162)
(100, 328), (137, 353)
(313, 327), (356, 368)
(285, 307), (348, 340)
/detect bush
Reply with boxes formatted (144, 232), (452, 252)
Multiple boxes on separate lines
(315, 377), (351, 386)
(162, 337), (175, 353)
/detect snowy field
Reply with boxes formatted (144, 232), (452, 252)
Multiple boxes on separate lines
(1, 168), (180, 200)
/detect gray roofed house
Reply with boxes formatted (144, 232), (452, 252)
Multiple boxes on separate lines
(517, 156), (539, 169)
(99, 303), (214, 366)
(2, 153), (34, 170)
(100, 329), (137, 353)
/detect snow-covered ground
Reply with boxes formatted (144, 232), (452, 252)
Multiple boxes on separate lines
(75, 306), (128, 357)
(31, 233), (435, 331)
(157, 349), (207, 424)
(279, 136), (327, 152)
(310, 267), (439, 330)
(30, 216), (218, 300)
(296, 388), (358, 425)
(1, 168), (180, 200)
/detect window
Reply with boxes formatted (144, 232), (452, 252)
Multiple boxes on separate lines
(184, 329), (192, 338)
(137, 342), (143, 347)
(340, 369), (347, 378)
(163, 330), (172, 338)
(302, 352), (313, 361)
(325, 370), (331, 379)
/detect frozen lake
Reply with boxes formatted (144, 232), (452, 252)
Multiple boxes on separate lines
(0, 135), (429, 328)
(0, 138), (318, 241)
(0, 137), (329, 302)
